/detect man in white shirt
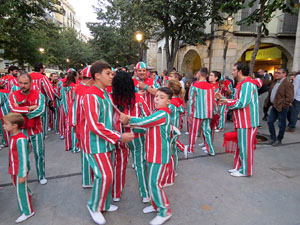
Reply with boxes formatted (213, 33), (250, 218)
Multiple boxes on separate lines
(287, 73), (300, 132)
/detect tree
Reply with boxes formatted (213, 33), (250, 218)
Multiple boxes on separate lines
(140, 0), (211, 72)
(88, 0), (156, 67)
(0, 0), (63, 67)
(222, 0), (298, 74)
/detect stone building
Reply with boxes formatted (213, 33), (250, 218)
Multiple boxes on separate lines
(145, 7), (299, 81)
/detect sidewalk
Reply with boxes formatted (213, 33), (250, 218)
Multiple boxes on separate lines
(1, 118), (300, 225)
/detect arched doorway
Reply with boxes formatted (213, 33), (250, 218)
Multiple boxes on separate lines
(238, 43), (289, 75)
(181, 50), (202, 81)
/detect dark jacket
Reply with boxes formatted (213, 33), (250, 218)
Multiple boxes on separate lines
(264, 78), (294, 112)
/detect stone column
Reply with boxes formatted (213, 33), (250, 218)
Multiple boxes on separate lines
(292, 8), (300, 71)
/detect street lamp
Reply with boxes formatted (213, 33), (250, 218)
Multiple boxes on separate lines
(39, 48), (45, 54)
(66, 58), (70, 63)
(135, 31), (144, 61)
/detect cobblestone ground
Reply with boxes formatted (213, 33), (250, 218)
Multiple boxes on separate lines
(1, 116), (300, 225)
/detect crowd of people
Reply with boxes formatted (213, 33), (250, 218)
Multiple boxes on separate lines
(0, 60), (299, 225)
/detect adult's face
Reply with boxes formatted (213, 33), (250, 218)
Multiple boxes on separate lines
(232, 66), (238, 79)
(137, 68), (147, 80)
(275, 69), (286, 80)
(18, 75), (31, 94)
(258, 69), (264, 76)
(11, 69), (19, 77)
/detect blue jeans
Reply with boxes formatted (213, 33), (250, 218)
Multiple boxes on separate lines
(267, 106), (288, 141)
(287, 99), (300, 129)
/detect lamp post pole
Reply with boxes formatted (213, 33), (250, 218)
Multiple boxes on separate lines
(135, 32), (144, 61)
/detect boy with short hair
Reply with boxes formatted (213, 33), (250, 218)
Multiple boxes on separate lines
(82, 60), (134, 225)
(120, 87), (173, 225)
(3, 113), (34, 223)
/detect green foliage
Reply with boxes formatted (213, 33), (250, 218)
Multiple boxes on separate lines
(88, 0), (156, 67)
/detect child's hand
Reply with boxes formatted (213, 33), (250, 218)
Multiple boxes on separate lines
(138, 82), (146, 90)
(215, 92), (222, 100)
(120, 133), (135, 143)
(220, 98), (228, 104)
(119, 113), (130, 125)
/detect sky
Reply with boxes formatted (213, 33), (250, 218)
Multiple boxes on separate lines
(68, 0), (99, 37)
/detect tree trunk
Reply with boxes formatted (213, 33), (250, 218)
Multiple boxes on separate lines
(165, 36), (179, 72)
(249, 0), (265, 75)
(223, 38), (228, 76)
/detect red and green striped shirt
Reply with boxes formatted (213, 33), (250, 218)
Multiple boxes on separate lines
(130, 108), (171, 164)
(188, 81), (215, 119)
(169, 97), (184, 128)
(81, 85), (121, 154)
(227, 77), (262, 129)
(8, 132), (30, 177)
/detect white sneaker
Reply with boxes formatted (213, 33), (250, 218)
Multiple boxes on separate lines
(60, 135), (65, 140)
(203, 150), (208, 154)
(230, 171), (247, 177)
(113, 198), (120, 202)
(16, 212), (35, 223)
(106, 204), (118, 212)
(39, 178), (47, 185)
(142, 197), (150, 203)
(184, 145), (188, 159)
(228, 169), (238, 173)
(48, 128), (51, 131)
(0, 144), (5, 148)
(150, 214), (172, 225)
(132, 163), (135, 169)
(185, 132), (189, 135)
(209, 152), (215, 156)
(82, 184), (93, 189)
(202, 146), (207, 151)
(87, 205), (106, 224)
(143, 205), (156, 214)
(215, 129), (220, 133)
(175, 173), (178, 177)
(198, 142), (205, 147)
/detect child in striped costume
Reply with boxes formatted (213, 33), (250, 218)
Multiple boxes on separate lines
(81, 61), (134, 225)
(133, 62), (160, 112)
(186, 69), (216, 157)
(218, 62), (262, 177)
(111, 71), (151, 203)
(61, 71), (79, 152)
(0, 89), (11, 148)
(120, 87), (173, 225)
(164, 80), (185, 186)
(9, 72), (47, 184)
(74, 66), (94, 188)
(217, 76), (233, 131)
(4, 113), (34, 223)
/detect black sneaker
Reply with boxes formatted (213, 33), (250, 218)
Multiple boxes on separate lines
(268, 139), (276, 145)
(272, 140), (282, 147)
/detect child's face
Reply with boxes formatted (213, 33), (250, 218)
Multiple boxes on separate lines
(169, 73), (178, 81)
(95, 68), (113, 87)
(154, 91), (171, 109)
(3, 120), (17, 132)
(209, 73), (218, 83)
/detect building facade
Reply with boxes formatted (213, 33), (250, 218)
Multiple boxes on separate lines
(146, 7), (299, 81)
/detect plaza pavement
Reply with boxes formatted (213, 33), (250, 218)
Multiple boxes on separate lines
(1, 115), (300, 225)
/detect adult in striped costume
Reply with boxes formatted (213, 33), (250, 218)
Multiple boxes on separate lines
(186, 69), (215, 156)
(0, 65), (19, 91)
(111, 71), (151, 202)
(0, 89), (11, 147)
(9, 72), (47, 184)
(165, 80), (185, 185)
(61, 70), (78, 152)
(74, 66), (94, 188)
(30, 63), (55, 138)
(120, 87), (173, 225)
(81, 61), (134, 225)
(4, 113), (35, 223)
(133, 62), (160, 112)
(219, 62), (262, 177)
